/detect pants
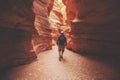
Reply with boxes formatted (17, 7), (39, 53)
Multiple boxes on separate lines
(58, 45), (65, 52)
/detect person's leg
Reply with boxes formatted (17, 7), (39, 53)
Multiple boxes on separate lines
(61, 46), (65, 58)
(58, 46), (61, 57)
(58, 46), (62, 61)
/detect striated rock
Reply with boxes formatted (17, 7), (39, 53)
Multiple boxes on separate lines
(65, 0), (120, 55)
(0, 0), (37, 71)
(49, 0), (67, 45)
(33, 0), (54, 54)
(0, 0), (120, 72)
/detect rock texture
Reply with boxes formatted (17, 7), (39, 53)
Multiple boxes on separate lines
(0, 0), (120, 72)
(49, 0), (67, 45)
(65, 0), (120, 55)
(32, 0), (54, 53)
(0, 0), (37, 71)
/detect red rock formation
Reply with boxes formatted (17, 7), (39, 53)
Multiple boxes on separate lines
(65, 0), (120, 55)
(0, 0), (120, 72)
(32, 0), (54, 53)
(49, 0), (67, 45)
(0, 0), (37, 70)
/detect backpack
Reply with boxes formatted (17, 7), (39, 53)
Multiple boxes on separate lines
(57, 35), (66, 45)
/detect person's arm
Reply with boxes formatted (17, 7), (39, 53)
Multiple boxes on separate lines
(57, 38), (59, 45)
(65, 37), (67, 46)
(57, 35), (61, 45)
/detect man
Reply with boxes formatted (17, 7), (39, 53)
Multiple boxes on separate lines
(57, 31), (67, 61)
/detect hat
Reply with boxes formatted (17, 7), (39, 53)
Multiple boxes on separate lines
(61, 31), (64, 33)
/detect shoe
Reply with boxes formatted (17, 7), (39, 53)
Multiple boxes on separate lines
(59, 55), (63, 61)
(61, 55), (63, 58)
(60, 55), (62, 58)
(59, 56), (61, 61)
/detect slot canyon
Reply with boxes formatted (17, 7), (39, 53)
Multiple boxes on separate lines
(0, 0), (120, 80)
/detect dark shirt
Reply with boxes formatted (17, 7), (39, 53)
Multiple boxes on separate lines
(57, 34), (67, 46)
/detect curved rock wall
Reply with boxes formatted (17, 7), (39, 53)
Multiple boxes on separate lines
(0, 0), (37, 70)
(33, 0), (54, 53)
(65, 0), (120, 55)
(49, 0), (67, 45)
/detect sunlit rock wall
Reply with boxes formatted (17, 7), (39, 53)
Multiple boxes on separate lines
(33, 0), (54, 53)
(0, 0), (37, 71)
(49, 0), (67, 45)
(65, 0), (120, 55)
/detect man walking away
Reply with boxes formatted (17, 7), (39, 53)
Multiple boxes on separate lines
(57, 31), (67, 61)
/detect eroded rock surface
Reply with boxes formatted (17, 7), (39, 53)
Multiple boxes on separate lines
(49, 0), (67, 45)
(32, 0), (54, 53)
(65, 0), (120, 55)
(0, 0), (37, 71)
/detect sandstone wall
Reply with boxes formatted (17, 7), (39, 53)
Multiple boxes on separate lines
(65, 0), (120, 55)
(32, 0), (54, 54)
(0, 0), (37, 71)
